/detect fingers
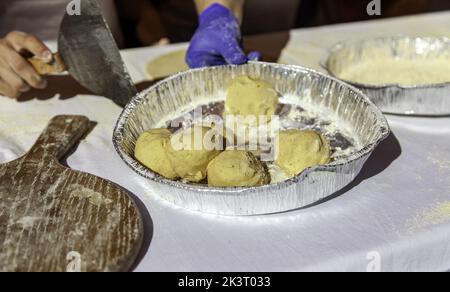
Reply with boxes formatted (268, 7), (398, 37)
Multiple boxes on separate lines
(187, 49), (254, 69)
(0, 37), (47, 94)
(5, 31), (52, 62)
(0, 43), (47, 89)
(187, 45), (248, 69)
(0, 78), (14, 98)
(0, 71), (29, 99)
(186, 50), (227, 68)
(219, 39), (247, 65)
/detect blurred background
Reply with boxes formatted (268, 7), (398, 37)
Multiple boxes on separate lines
(117, 0), (450, 48)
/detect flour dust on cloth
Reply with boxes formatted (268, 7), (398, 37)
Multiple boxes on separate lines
(0, 0), (124, 47)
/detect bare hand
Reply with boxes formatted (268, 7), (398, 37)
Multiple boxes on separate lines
(0, 31), (51, 98)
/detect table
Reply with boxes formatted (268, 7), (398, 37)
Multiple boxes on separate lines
(1, 12), (450, 272)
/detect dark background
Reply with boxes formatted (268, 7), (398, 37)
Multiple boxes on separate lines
(116, 0), (450, 48)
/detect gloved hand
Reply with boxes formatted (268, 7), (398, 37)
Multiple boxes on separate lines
(186, 3), (261, 68)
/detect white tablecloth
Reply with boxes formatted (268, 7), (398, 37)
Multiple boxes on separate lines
(1, 12), (450, 272)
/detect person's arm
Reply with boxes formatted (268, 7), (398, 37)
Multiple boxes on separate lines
(186, 0), (261, 68)
(0, 31), (50, 98)
(194, 0), (244, 22)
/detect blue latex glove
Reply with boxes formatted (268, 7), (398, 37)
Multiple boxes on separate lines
(186, 3), (261, 68)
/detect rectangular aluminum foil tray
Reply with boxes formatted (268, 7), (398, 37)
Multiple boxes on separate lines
(321, 37), (450, 116)
(113, 62), (390, 216)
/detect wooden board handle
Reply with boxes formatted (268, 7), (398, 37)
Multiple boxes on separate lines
(27, 115), (91, 161)
(29, 53), (67, 75)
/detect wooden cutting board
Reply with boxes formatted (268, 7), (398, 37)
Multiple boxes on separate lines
(0, 115), (143, 272)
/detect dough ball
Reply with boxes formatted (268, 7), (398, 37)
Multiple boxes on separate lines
(276, 130), (330, 176)
(225, 76), (279, 123)
(207, 151), (270, 187)
(146, 50), (189, 80)
(135, 129), (178, 180)
(168, 126), (222, 183)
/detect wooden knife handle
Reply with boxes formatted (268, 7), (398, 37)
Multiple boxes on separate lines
(27, 115), (91, 161)
(29, 53), (67, 75)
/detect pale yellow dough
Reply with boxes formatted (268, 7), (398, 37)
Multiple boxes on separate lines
(168, 126), (222, 183)
(338, 59), (450, 86)
(207, 151), (270, 187)
(276, 130), (331, 176)
(135, 129), (178, 180)
(146, 50), (189, 80)
(225, 76), (279, 122)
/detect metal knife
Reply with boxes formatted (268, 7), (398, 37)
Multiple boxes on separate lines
(29, 0), (137, 107)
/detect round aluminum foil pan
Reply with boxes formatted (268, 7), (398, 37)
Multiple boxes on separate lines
(321, 37), (450, 116)
(113, 62), (390, 216)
